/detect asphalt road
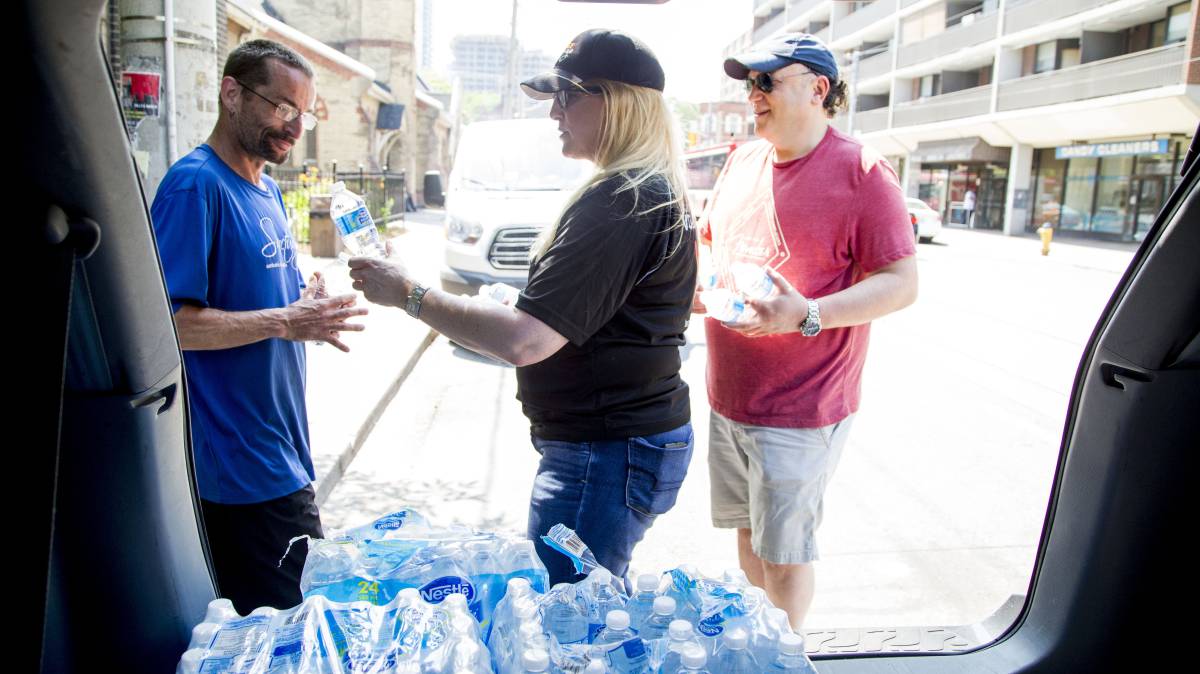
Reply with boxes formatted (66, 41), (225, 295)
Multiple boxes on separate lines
(320, 221), (1136, 631)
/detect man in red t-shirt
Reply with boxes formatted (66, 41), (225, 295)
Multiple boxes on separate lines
(698, 33), (918, 629)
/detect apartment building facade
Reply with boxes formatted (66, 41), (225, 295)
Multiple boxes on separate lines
(747, 0), (1199, 241)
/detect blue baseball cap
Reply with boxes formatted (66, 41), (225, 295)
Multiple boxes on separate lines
(724, 33), (839, 82)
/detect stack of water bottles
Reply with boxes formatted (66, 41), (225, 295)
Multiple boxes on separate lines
(177, 590), (491, 673)
(299, 509), (550, 640)
(488, 525), (818, 673)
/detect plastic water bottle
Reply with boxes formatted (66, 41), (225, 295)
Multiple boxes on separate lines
(587, 569), (626, 642)
(330, 181), (386, 258)
(677, 644), (711, 673)
(657, 620), (701, 674)
(729, 262), (775, 300)
(639, 596), (676, 641)
(594, 609), (637, 647)
(606, 635), (652, 674)
(520, 648), (552, 673)
(699, 288), (746, 323)
(542, 583), (589, 645)
(626, 574), (660, 632)
(770, 633), (816, 673)
(714, 629), (759, 674)
(466, 540), (504, 633)
(504, 539), (549, 593)
(478, 283), (521, 306)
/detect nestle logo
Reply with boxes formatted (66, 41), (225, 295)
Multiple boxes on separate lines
(373, 512), (408, 531)
(697, 614), (724, 637)
(419, 576), (475, 604)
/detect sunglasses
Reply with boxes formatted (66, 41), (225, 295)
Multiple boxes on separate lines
(743, 69), (815, 94)
(554, 85), (603, 109)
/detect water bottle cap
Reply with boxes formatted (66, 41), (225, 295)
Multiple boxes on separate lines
(443, 593), (469, 611)
(592, 568), (613, 584)
(332, 181), (346, 192)
(724, 568), (748, 582)
(584, 658), (607, 673)
(521, 648), (550, 672)
(508, 577), (532, 593)
(681, 644), (707, 668)
(636, 573), (660, 592)
(668, 619), (693, 638)
(398, 587), (422, 604)
(605, 609), (630, 630)
(653, 596), (676, 615)
(249, 606), (277, 617)
(204, 598), (236, 622)
(779, 633), (806, 655)
(723, 628), (748, 649)
(178, 648), (205, 673)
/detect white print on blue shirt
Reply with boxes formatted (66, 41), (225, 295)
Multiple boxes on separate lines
(259, 215), (298, 271)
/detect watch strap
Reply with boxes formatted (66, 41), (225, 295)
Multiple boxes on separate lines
(404, 285), (428, 319)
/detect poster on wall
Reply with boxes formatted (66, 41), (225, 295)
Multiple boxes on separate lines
(121, 71), (161, 136)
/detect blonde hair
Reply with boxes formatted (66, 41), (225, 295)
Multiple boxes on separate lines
(532, 80), (690, 260)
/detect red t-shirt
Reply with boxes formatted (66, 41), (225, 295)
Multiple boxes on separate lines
(699, 127), (914, 428)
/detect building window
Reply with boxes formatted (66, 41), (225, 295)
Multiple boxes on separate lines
(1034, 41), (1057, 73)
(918, 74), (940, 98)
(1166, 2), (1191, 43)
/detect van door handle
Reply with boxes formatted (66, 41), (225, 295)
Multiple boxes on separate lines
(1100, 363), (1153, 390)
(130, 383), (177, 415)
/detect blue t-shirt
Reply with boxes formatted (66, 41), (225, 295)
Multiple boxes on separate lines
(151, 145), (313, 504)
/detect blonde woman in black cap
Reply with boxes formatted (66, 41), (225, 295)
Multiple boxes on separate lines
(349, 29), (696, 586)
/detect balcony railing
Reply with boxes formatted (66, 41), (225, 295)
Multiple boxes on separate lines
(897, 12), (998, 69)
(892, 85), (992, 127)
(853, 107), (890, 133)
(833, 1), (897, 42)
(857, 50), (893, 80)
(997, 43), (1186, 111)
(1005, 0), (1122, 36)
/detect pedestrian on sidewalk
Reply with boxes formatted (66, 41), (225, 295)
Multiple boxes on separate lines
(349, 29), (696, 585)
(151, 39), (368, 613)
(698, 33), (918, 629)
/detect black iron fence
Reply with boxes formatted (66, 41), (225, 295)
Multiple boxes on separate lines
(265, 165), (406, 245)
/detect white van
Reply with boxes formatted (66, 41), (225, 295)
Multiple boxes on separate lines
(440, 118), (592, 294)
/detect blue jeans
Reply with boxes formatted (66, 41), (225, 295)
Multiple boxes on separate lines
(526, 423), (694, 586)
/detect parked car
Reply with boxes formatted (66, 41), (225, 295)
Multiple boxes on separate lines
(439, 118), (591, 295)
(23, 1), (1197, 672)
(907, 197), (942, 242)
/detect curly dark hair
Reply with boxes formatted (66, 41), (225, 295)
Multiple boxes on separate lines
(823, 79), (849, 118)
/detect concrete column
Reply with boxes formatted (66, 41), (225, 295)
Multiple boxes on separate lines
(119, 0), (219, 194)
(1003, 143), (1034, 236)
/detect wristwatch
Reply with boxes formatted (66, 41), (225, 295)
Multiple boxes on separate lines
(404, 284), (428, 319)
(800, 298), (821, 337)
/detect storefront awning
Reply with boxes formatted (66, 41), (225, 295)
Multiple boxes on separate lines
(911, 137), (1010, 164)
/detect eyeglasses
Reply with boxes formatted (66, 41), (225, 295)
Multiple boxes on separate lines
(743, 69), (815, 95)
(554, 85), (602, 110)
(236, 79), (317, 131)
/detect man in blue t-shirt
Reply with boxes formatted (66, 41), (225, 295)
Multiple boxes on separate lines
(151, 39), (367, 613)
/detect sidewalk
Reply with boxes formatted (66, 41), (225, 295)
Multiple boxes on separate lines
(296, 210), (445, 506)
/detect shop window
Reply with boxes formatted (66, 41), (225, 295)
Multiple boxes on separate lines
(1166, 3), (1191, 43)
(1031, 150), (1067, 231)
(1063, 157), (1098, 231)
(1093, 156), (1134, 235)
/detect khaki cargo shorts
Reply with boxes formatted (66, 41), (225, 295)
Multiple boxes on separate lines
(708, 410), (854, 565)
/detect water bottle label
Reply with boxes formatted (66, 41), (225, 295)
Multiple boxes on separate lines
(606, 638), (650, 671)
(372, 511), (410, 531)
(697, 613), (725, 637)
(334, 206), (374, 237)
(419, 576), (476, 604)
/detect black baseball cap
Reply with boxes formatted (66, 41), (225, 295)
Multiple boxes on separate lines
(521, 29), (665, 99)
(724, 33), (840, 82)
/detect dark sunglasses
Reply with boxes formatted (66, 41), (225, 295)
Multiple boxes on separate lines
(554, 85), (603, 109)
(743, 69), (815, 94)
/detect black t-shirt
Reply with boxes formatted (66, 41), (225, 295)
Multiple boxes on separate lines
(515, 173), (697, 442)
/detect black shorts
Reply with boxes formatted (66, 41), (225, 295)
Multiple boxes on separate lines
(200, 484), (323, 614)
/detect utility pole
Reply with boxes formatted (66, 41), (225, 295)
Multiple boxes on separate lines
(503, 0), (520, 119)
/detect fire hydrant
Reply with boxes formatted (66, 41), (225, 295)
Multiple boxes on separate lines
(1038, 222), (1054, 256)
